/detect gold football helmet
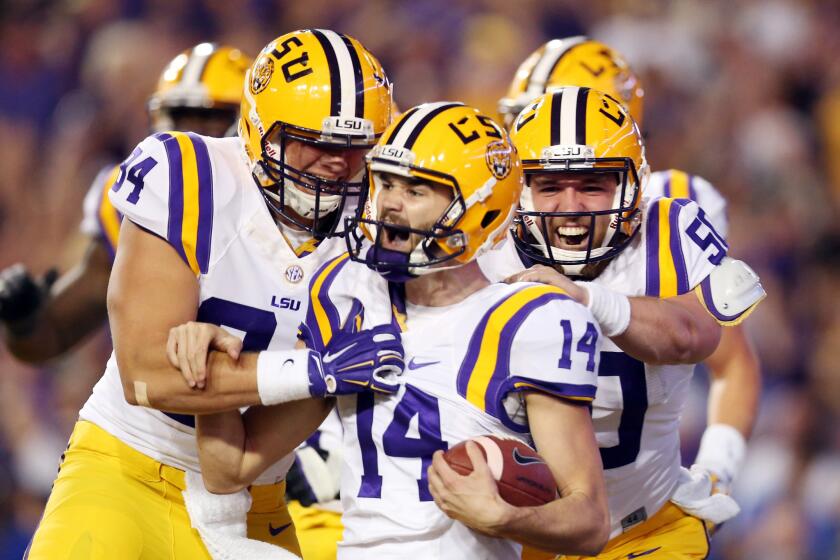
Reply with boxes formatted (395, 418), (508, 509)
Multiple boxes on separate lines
(499, 36), (644, 129)
(346, 102), (523, 280)
(240, 29), (392, 237)
(510, 86), (648, 275)
(148, 43), (251, 133)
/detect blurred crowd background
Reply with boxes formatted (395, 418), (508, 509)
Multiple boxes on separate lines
(0, 0), (838, 558)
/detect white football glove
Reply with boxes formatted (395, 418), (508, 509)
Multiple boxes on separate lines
(670, 465), (740, 525)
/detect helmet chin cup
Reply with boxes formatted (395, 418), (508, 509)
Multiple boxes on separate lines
(283, 180), (342, 219)
(363, 245), (418, 282)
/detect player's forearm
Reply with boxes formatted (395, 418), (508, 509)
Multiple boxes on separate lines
(119, 350), (261, 414)
(705, 326), (761, 437)
(614, 296), (720, 364)
(495, 491), (609, 556)
(197, 398), (333, 494)
(518, 394), (609, 554)
(3, 302), (107, 362)
(2, 313), (67, 363)
(3, 247), (111, 362)
(196, 410), (250, 493)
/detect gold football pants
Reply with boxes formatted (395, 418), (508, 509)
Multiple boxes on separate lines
(288, 500), (343, 560)
(524, 502), (710, 560)
(26, 420), (301, 559)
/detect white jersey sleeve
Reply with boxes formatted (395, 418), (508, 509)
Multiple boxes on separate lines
(646, 169), (728, 239)
(456, 284), (600, 431)
(643, 196), (728, 299)
(109, 132), (239, 275)
(80, 163), (123, 259)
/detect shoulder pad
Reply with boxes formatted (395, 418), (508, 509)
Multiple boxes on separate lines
(695, 257), (766, 325)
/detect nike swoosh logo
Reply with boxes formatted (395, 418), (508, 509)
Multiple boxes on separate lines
(408, 358), (440, 370)
(627, 547), (662, 558)
(323, 342), (357, 364)
(512, 447), (546, 466)
(268, 522), (292, 537)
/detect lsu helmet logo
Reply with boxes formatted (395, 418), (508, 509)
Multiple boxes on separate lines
(485, 140), (513, 180)
(250, 55), (274, 94)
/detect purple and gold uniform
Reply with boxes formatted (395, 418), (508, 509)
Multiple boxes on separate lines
(28, 132), (350, 558)
(479, 194), (745, 559)
(303, 253), (600, 559)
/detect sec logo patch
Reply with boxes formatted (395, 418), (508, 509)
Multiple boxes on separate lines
(285, 265), (304, 284)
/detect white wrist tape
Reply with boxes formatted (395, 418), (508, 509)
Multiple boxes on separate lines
(256, 349), (313, 406)
(576, 281), (632, 337)
(695, 423), (746, 486)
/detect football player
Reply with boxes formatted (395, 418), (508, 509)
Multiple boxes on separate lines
(181, 103), (611, 558)
(25, 30), (391, 559)
(474, 86), (764, 559)
(0, 43), (250, 363)
(498, 37), (762, 508)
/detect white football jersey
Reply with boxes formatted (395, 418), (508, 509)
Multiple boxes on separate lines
(646, 169), (728, 239)
(479, 196), (735, 538)
(79, 132), (347, 483)
(303, 255), (600, 559)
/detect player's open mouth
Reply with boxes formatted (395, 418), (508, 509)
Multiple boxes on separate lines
(554, 225), (589, 247)
(382, 223), (412, 252)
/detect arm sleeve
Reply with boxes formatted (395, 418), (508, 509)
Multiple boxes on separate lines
(108, 131), (217, 275)
(644, 197), (728, 298)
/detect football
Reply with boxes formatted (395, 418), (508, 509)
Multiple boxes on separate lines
(443, 435), (558, 507)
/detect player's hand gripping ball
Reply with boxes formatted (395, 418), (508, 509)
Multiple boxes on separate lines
(443, 435), (558, 507)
